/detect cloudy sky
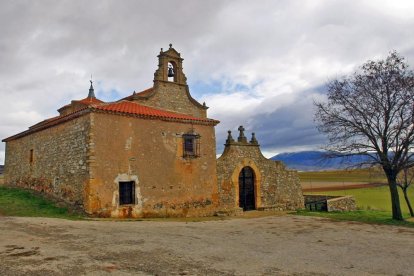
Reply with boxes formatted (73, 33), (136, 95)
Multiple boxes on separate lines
(1, 0), (414, 164)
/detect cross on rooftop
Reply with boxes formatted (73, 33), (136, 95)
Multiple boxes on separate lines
(238, 125), (247, 143)
(238, 125), (245, 136)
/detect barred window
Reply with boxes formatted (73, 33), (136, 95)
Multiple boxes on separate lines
(183, 134), (200, 158)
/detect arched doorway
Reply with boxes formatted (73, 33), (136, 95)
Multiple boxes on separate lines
(239, 167), (255, 211)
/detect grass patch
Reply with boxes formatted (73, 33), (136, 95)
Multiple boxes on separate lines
(299, 168), (387, 183)
(305, 185), (414, 215)
(302, 184), (414, 226)
(296, 209), (414, 227)
(0, 186), (83, 219)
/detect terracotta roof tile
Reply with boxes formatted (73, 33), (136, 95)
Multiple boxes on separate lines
(3, 99), (218, 142)
(29, 115), (60, 129)
(75, 97), (104, 105)
(135, 87), (154, 97)
(3, 108), (89, 142)
(121, 87), (154, 101)
(94, 101), (218, 124)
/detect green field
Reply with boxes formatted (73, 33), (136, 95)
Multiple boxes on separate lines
(305, 186), (414, 216)
(297, 209), (414, 227)
(300, 168), (414, 215)
(299, 168), (387, 183)
(0, 186), (83, 219)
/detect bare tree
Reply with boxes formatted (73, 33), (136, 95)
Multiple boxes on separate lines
(397, 167), (414, 217)
(315, 51), (414, 220)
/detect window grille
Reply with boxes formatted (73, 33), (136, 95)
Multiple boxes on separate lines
(183, 133), (200, 158)
(119, 181), (135, 205)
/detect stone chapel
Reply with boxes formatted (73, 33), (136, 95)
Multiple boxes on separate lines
(2, 45), (304, 217)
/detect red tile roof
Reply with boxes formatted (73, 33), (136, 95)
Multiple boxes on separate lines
(29, 115), (60, 129)
(135, 87), (154, 97)
(58, 96), (104, 113)
(3, 101), (218, 142)
(121, 87), (154, 101)
(75, 96), (104, 105)
(3, 108), (90, 142)
(93, 101), (218, 124)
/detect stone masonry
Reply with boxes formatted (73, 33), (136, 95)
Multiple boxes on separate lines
(2, 45), (305, 218)
(327, 196), (356, 212)
(124, 45), (208, 118)
(217, 127), (304, 214)
(87, 112), (219, 217)
(3, 112), (91, 207)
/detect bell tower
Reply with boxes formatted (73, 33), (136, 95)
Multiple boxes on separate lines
(128, 44), (208, 118)
(154, 43), (187, 85)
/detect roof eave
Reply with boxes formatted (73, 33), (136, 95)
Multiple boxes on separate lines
(91, 108), (219, 126)
(2, 108), (91, 142)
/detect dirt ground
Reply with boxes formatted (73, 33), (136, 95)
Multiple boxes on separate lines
(1, 214), (413, 276)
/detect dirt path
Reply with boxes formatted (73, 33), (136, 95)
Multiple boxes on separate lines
(1, 215), (413, 275)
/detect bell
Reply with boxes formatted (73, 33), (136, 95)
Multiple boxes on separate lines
(168, 66), (174, 77)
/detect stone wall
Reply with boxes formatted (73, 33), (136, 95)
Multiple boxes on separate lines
(216, 130), (304, 214)
(87, 112), (219, 218)
(304, 195), (357, 212)
(3, 114), (91, 207)
(131, 82), (207, 118)
(304, 195), (337, 203)
(327, 196), (357, 212)
(129, 46), (207, 119)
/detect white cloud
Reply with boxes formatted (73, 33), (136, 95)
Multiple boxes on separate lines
(0, 150), (4, 165)
(1, 0), (414, 164)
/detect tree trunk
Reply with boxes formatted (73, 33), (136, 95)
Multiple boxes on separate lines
(402, 188), (414, 217)
(388, 179), (404, 220)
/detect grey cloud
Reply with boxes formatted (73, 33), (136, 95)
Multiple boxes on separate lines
(214, 88), (327, 155)
(1, 0), (414, 164)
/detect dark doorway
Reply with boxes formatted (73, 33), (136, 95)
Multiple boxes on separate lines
(238, 167), (255, 211)
(119, 181), (135, 205)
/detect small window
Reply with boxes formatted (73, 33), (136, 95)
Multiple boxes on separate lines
(29, 149), (34, 164)
(119, 181), (135, 205)
(183, 134), (200, 158)
(168, 61), (178, 82)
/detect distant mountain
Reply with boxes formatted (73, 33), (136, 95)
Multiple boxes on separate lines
(271, 151), (371, 171)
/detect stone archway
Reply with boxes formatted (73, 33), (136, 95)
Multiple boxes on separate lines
(238, 166), (255, 211)
(229, 159), (262, 211)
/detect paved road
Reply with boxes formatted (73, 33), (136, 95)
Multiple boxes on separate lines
(1, 215), (413, 275)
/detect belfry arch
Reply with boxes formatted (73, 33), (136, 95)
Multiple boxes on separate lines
(167, 61), (177, 82)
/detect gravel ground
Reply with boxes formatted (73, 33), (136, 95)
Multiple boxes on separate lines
(0, 214), (413, 275)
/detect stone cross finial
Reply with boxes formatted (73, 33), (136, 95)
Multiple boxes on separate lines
(250, 132), (258, 144)
(238, 126), (247, 143)
(226, 130), (235, 144)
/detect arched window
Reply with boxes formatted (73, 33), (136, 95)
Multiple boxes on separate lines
(167, 61), (177, 82)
